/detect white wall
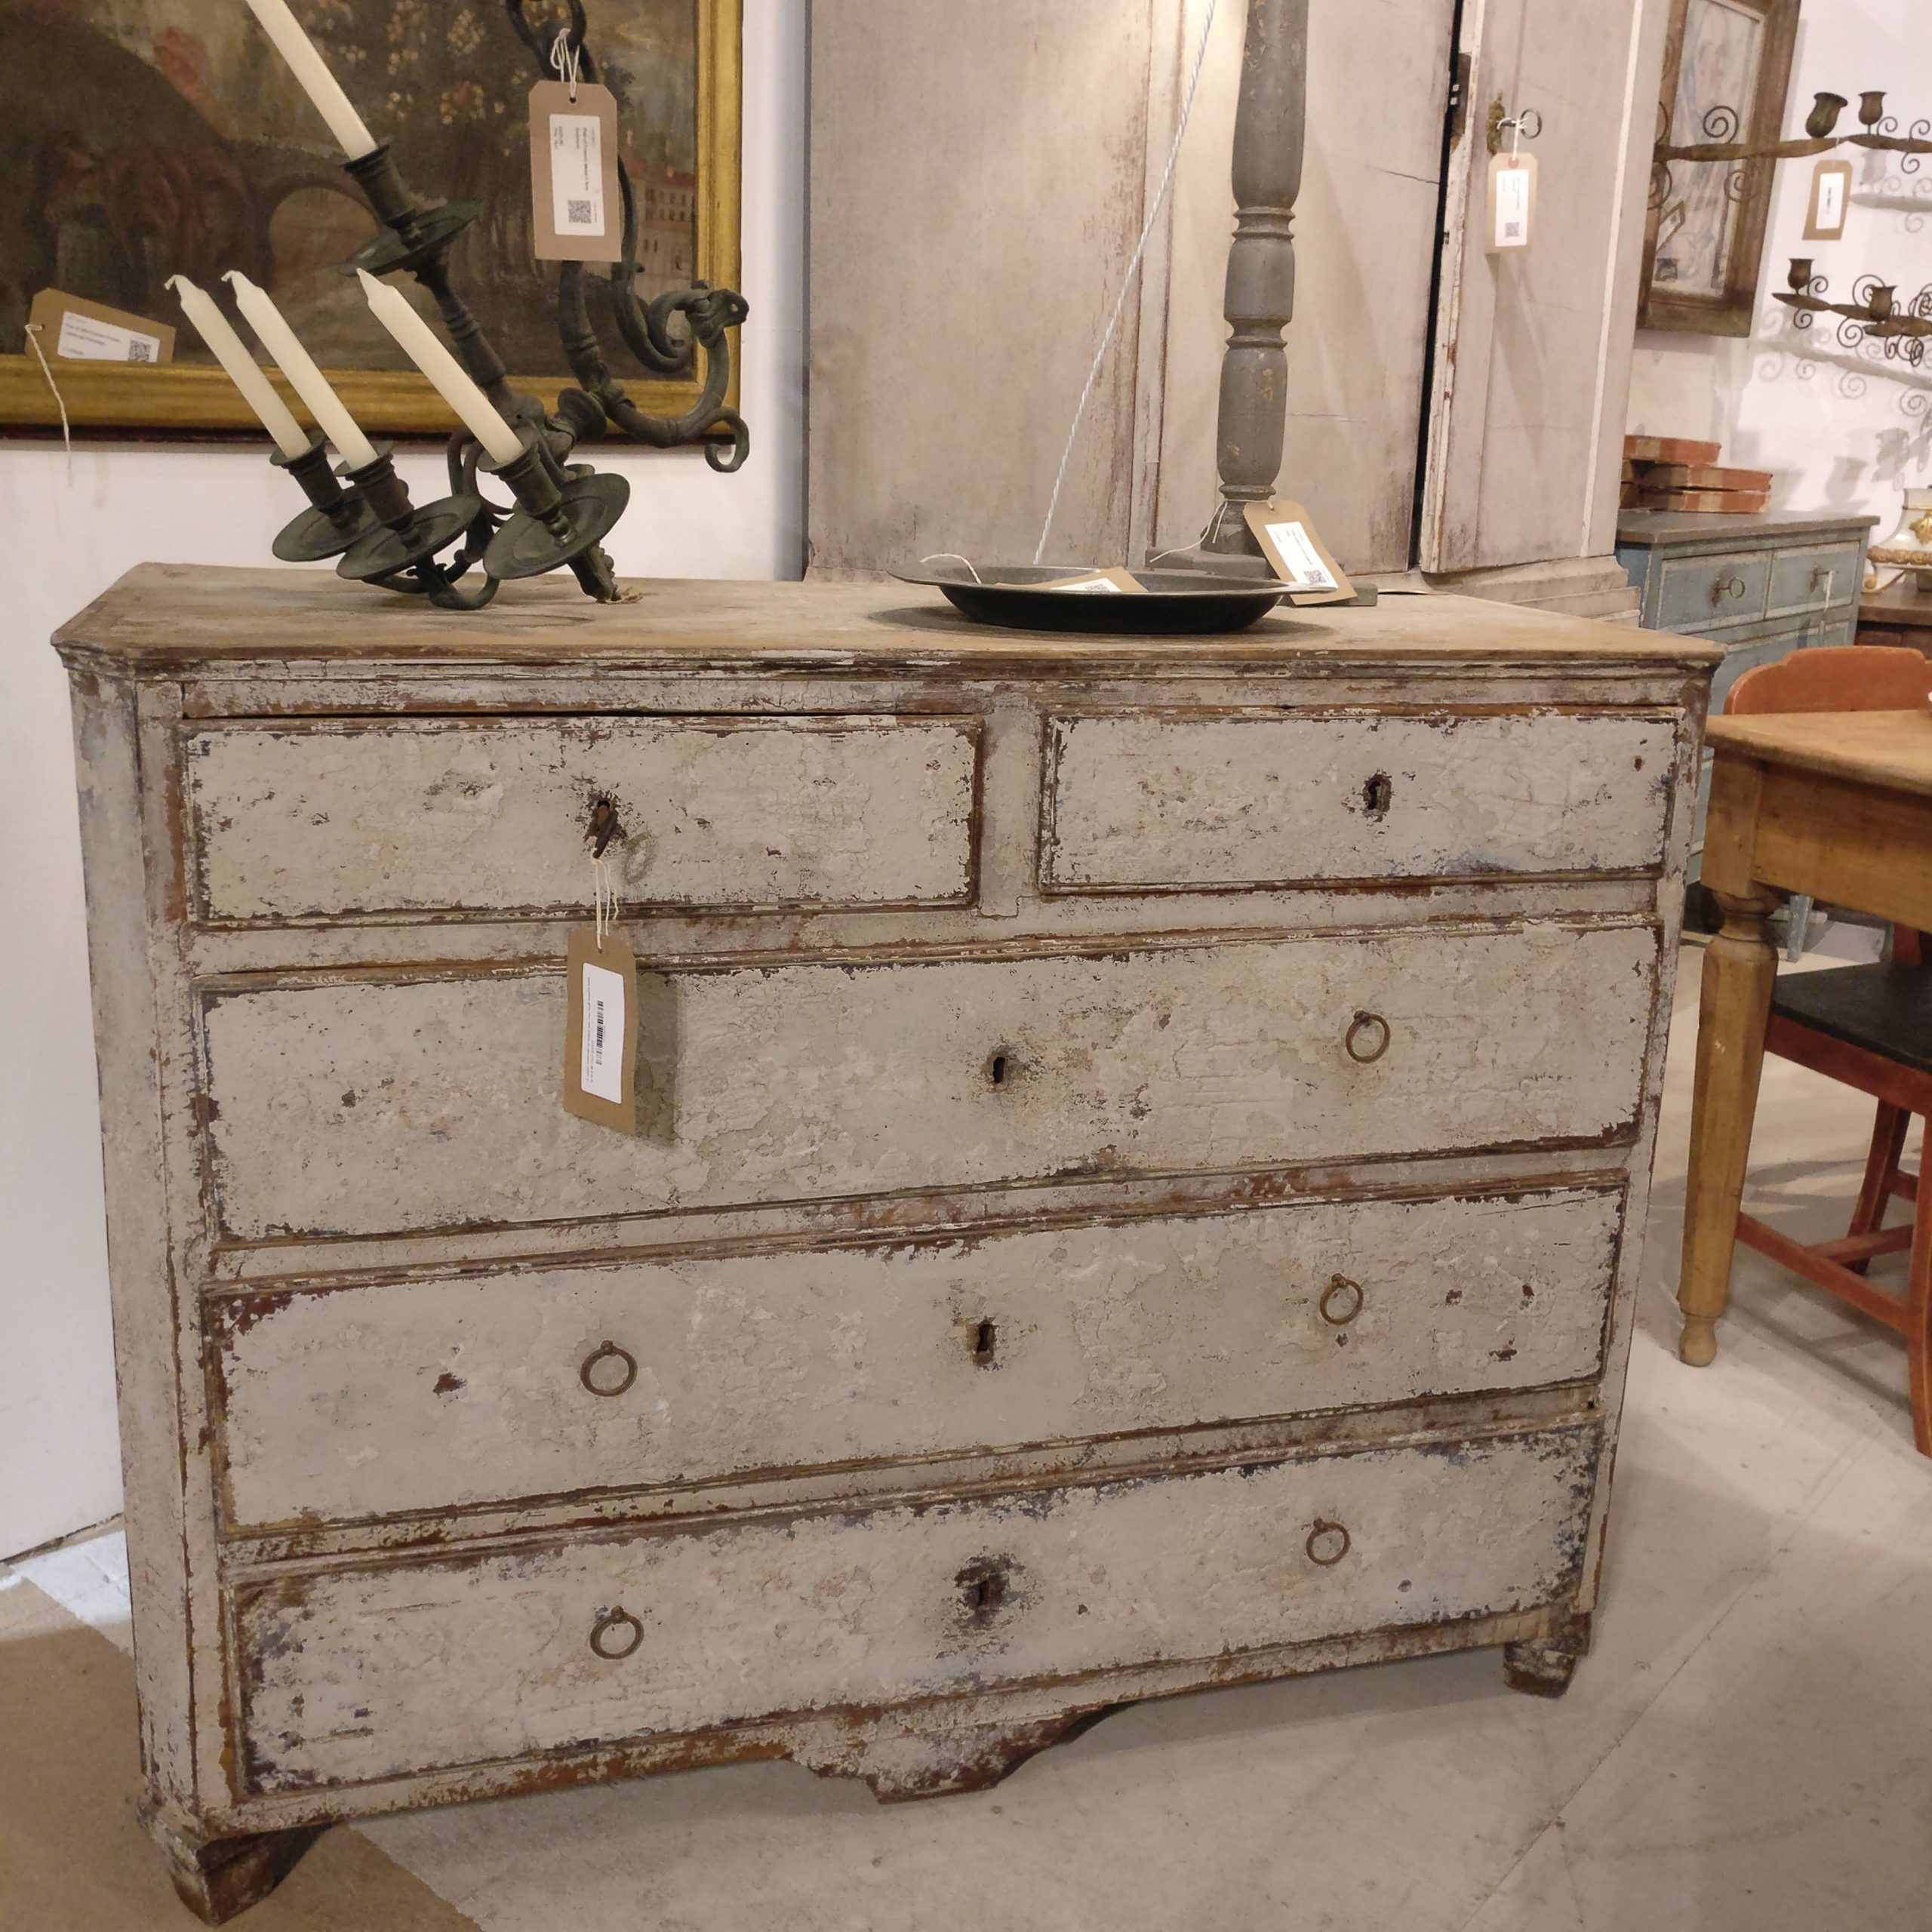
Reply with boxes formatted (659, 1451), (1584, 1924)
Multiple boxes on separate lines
(1627, 0), (1932, 531)
(0, 1), (804, 1558)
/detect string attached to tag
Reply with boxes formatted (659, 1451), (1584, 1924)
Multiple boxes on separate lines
(549, 31), (582, 103)
(592, 852), (614, 948)
(23, 323), (73, 481)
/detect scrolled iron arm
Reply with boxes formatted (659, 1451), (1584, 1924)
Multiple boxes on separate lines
(505, 0), (749, 470)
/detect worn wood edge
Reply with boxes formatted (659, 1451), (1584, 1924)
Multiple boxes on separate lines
(1706, 712), (1932, 798)
(216, 1412), (1600, 1586)
(192, 1598), (1574, 1832)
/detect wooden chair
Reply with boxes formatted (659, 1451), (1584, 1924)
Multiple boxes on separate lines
(1724, 645), (1932, 1451)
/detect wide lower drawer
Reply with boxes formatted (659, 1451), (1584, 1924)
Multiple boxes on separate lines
(1041, 709), (1674, 891)
(198, 923), (1658, 1243)
(233, 1424), (1598, 1792)
(183, 714), (981, 923)
(212, 1183), (1623, 1530)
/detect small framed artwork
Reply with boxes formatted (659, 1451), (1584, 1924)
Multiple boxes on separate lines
(1804, 156), (1853, 241)
(0, 0), (740, 438)
(1638, 0), (1800, 337)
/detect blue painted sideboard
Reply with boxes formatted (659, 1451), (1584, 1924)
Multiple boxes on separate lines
(1617, 509), (1878, 883)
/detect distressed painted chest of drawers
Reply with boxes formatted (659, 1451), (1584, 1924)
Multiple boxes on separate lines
(57, 566), (1717, 1921)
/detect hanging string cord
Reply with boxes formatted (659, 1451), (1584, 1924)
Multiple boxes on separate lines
(1032, 0), (1220, 566)
(24, 323), (74, 481)
(592, 854), (614, 946)
(550, 31), (583, 101)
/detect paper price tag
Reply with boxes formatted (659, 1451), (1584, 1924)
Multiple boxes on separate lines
(529, 79), (623, 264)
(563, 927), (639, 1132)
(1804, 158), (1852, 241)
(1486, 152), (1537, 254)
(28, 288), (174, 364)
(1241, 499), (1355, 605)
(1036, 568), (1148, 594)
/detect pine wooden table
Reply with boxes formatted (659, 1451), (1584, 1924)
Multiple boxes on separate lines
(1677, 708), (1932, 1365)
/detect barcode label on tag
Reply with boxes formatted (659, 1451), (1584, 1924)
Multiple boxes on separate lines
(579, 958), (626, 1101)
(551, 115), (607, 235)
(1262, 519), (1339, 591)
(1494, 165), (1531, 249)
(57, 310), (162, 363)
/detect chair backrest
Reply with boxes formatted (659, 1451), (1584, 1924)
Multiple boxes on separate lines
(1725, 644), (1930, 716)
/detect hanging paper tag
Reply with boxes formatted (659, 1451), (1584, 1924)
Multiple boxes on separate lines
(528, 79), (624, 264)
(27, 288), (175, 364)
(1035, 568), (1149, 594)
(1485, 152), (1537, 254)
(1804, 158), (1852, 242)
(1242, 499), (1355, 605)
(564, 927), (638, 1132)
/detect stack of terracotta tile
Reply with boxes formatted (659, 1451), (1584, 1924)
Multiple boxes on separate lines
(1622, 435), (1772, 513)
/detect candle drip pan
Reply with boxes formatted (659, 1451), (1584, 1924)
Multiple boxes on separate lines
(891, 565), (1285, 635)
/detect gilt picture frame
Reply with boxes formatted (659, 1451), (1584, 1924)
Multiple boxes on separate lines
(1638, 0), (1799, 337)
(0, 0), (740, 438)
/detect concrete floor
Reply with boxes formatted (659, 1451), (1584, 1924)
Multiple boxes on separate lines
(9, 941), (1931, 1930)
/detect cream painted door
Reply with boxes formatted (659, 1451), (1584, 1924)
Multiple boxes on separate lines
(1419, 0), (1668, 571)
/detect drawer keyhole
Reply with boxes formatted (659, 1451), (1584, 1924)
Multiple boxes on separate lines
(957, 1560), (1011, 1621)
(586, 795), (625, 858)
(986, 1048), (1022, 1088)
(1361, 772), (1393, 819)
(972, 1318), (998, 1365)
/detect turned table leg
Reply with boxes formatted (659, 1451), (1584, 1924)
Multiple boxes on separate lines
(1678, 881), (1783, 1366)
(144, 1810), (324, 1925)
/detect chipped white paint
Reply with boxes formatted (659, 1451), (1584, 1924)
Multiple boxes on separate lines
(202, 923), (1657, 1243)
(215, 1186), (1621, 1528)
(186, 715), (980, 921)
(237, 1426), (1597, 1792)
(1043, 710), (1675, 890)
(51, 568), (1713, 1890)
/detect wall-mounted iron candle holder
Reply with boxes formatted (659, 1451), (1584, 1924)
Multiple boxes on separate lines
(1774, 257), (1932, 368)
(1653, 88), (1932, 232)
(254, 0), (749, 612)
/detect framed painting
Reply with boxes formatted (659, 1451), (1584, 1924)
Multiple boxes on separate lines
(1638, 0), (1798, 336)
(0, 0), (740, 437)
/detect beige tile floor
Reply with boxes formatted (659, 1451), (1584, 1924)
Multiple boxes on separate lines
(9, 943), (1931, 1931)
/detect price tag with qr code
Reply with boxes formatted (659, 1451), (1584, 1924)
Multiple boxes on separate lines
(27, 288), (174, 365)
(1485, 152), (1537, 255)
(528, 80), (623, 264)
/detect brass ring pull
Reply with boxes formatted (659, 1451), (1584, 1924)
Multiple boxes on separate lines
(1306, 1518), (1351, 1567)
(589, 1606), (644, 1660)
(579, 1340), (638, 1398)
(1318, 1275), (1364, 1326)
(1344, 1011), (1391, 1063)
(1711, 573), (1746, 604)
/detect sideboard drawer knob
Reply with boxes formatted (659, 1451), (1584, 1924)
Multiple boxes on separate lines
(1306, 1518), (1352, 1567)
(1318, 1275), (1364, 1326)
(579, 1340), (638, 1398)
(589, 1606), (644, 1660)
(1344, 1011), (1391, 1063)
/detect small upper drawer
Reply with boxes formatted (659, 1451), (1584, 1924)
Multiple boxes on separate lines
(234, 1424), (1596, 1791)
(1654, 552), (1770, 631)
(183, 715), (981, 923)
(211, 1184), (1622, 1530)
(1767, 543), (1862, 617)
(198, 922), (1659, 1244)
(1041, 710), (1673, 892)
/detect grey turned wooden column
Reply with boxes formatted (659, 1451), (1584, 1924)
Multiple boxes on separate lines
(1192, 0), (1307, 576)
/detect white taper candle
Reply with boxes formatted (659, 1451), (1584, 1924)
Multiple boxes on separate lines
(242, 0), (377, 158)
(166, 275), (310, 459)
(355, 269), (525, 466)
(223, 271), (378, 471)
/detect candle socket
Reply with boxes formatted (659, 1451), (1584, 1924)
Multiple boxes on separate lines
(270, 438), (382, 562)
(481, 438), (631, 601)
(345, 145), (484, 282)
(336, 444), (485, 589)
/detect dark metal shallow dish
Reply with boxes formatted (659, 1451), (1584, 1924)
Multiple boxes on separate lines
(891, 564), (1284, 634)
